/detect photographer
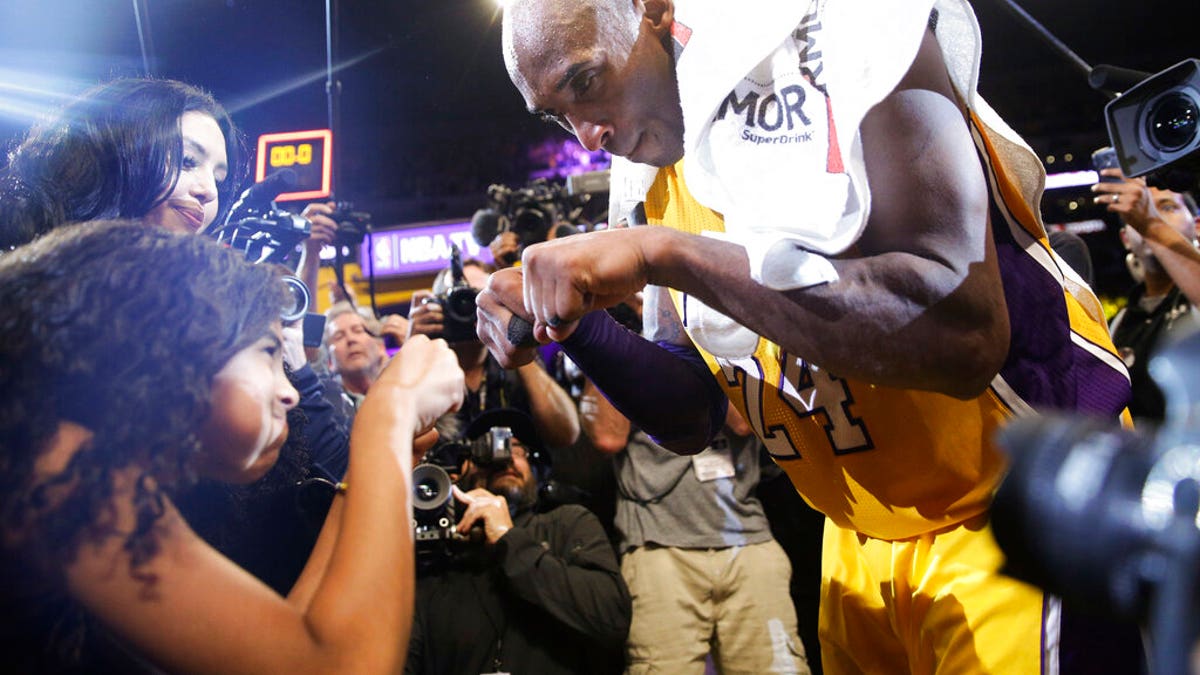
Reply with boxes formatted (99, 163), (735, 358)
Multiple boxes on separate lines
(408, 257), (580, 448)
(407, 408), (630, 675)
(1097, 170), (1200, 423)
(323, 304), (387, 398)
(298, 201), (339, 301)
(474, 180), (586, 269)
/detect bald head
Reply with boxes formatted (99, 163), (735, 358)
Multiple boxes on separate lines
(502, 0), (641, 102)
(499, 0), (685, 167)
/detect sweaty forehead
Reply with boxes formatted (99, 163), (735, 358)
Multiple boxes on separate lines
(505, 0), (602, 100)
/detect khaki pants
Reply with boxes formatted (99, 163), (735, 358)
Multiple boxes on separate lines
(622, 540), (810, 675)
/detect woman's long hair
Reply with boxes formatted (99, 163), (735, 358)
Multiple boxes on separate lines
(0, 78), (244, 249)
(0, 220), (283, 573)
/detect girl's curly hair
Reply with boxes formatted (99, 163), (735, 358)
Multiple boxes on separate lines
(0, 78), (245, 250)
(0, 220), (285, 574)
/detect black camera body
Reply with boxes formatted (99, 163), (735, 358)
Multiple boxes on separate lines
(412, 461), (468, 576)
(328, 201), (371, 248)
(218, 209), (310, 266)
(467, 426), (516, 466)
(208, 172), (324, 341)
(433, 285), (479, 343)
(412, 428), (519, 575)
(471, 179), (586, 266)
(413, 462), (461, 544)
(993, 326), (1200, 673)
(489, 180), (563, 249)
(211, 170), (311, 265)
(430, 244), (480, 343)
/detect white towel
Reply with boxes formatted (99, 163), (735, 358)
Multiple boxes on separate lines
(673, 0), (936, 292)
(612, 0), (1067, 357)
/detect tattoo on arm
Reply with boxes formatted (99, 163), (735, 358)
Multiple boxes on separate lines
(642, 285), (688, 346)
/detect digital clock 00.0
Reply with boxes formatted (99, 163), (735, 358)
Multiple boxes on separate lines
(255, 129), (333, 201)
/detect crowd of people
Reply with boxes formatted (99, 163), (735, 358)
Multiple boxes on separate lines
(1, 0), (1198, 673)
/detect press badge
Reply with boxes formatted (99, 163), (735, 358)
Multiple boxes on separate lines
(692, 437), (736, 482)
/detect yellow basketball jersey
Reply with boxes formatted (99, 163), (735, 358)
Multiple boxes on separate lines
(644, 111), (1130, 541)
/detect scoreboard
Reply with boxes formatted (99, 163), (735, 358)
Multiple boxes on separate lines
(255, 129), (333, 201)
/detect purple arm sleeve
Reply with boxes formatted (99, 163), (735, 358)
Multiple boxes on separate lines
(559, 310), (728, 453)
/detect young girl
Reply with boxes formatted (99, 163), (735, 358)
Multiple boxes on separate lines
(0, 221), (463, 673)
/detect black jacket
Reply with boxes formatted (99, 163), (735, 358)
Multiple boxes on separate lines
(1110, 285), (1193, 423)
(408, 504), (631, 675)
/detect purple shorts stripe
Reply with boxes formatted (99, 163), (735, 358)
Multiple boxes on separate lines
(1057, 602), (1145, 673)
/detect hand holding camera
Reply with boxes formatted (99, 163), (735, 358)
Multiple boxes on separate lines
(489, 230), (522, 268)
(453, 485), (514, 544)
(301, 201), (339, 254)
(408, 289), (446, 340)
(301, 200), (372, 253)
(1092, 147), (1160, 232)
(409, 244), (481, 343)
(471, 179), (586, 269)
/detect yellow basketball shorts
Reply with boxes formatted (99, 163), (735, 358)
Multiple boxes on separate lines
(819, 513), (1051, 674)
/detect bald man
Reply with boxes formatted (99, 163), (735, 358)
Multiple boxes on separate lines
(478, 1), (1136, 672)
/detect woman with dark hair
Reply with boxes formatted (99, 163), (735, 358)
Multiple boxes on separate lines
(0, 75), (358, 596)
(0, 78), (241, 248)
(0, 76), (363, 594)
(0, 221), (463, 673)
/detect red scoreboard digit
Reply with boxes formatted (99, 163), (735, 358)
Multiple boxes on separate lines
(255, 129), (333, 201)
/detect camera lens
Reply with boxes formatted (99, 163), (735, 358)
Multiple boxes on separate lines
(445, 286), (479, 323)
(1146, 90), (1199, 152)
(412, 464), (453, 511)
(512, 206), (551, 246)
(415, 477), (441, 501)
(280, 275), (310, 323)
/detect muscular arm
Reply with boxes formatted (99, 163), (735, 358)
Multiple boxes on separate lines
(519, 31), (1007, 398)
(660, 31), (1004, 396)
(579, 377), (631, 454)
(515, 359), (581, 447)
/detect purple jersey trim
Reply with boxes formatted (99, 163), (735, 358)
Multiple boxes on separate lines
(980, 147), (1130, 417)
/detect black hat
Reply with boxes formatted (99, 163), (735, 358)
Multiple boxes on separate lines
(465, 408), (549, 468)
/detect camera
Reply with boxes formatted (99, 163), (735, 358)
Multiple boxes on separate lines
(1106, 58), (1200, 190)
(470, 179), (586, 266)
(1091, 146), (1122, 183)
(412, 460), (468, 576)
(429, 243), (480, 343)
(327, 201), (371, 248)
(209, 170), (323, 342)
(216, 209), (310, 266)
(210, 170), (311, 266)
(465, 425), (518, 466)
(412, 427), (521, 574)
(413, 462), (461, 544)
(279, 274), (311, 323)
(992, 326), (1200, 674)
